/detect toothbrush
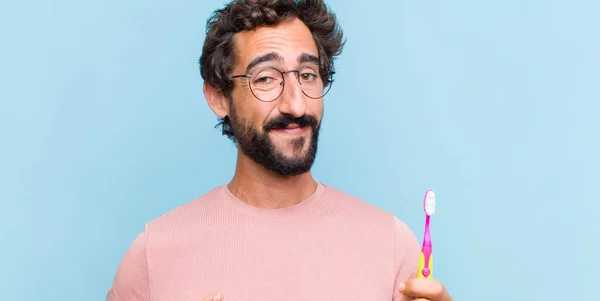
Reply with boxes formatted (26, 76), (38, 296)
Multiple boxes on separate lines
(417, 189), (436, 278)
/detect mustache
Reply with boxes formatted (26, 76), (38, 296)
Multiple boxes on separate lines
(263, 114), (319, 131)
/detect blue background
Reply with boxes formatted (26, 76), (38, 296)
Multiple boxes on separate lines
(1, 0), (599, 300)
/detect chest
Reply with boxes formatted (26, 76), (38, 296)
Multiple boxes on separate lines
(147, 220), (395, 301)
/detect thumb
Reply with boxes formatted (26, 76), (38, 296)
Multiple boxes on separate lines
(201, 292), (223, 301)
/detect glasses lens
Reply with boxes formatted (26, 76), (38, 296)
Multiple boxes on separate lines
(297, 66), (325, 99)
(249, 67), (283, 102)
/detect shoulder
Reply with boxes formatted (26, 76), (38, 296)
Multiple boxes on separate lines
(321, 183), (420, 264)
(321, 183), (400, 221)
(321, 184), (416, 238)
(321, 183), (391, 215)
(107, 231), (151, 300)
(107, 187), (224, 299)
(144, 185), (223, 232)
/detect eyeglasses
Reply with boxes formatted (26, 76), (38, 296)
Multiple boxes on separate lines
(232, 65), (334, 102)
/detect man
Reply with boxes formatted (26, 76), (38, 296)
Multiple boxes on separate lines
(107, 0), (453, 300)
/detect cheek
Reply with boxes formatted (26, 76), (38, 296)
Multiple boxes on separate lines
(233, 89), (275, 127)
(310, 99), (324, 119)
(230, 88), (252, 118)
(257, 103), (279, 126)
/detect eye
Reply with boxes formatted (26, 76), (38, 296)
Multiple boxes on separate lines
(251, 67), (281, 88)
(300, 72), (318, 82)
(253, 76), (275, 85)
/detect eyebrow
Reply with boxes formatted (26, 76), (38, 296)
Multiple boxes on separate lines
(245, 52), (320, 73)
(246, 52), (283, 73)
(298, 53), (320, 66)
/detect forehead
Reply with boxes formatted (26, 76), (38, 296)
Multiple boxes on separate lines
(233, 18), (319, 71)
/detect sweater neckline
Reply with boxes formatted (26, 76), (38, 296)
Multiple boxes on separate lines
(219, 182), (325, 219)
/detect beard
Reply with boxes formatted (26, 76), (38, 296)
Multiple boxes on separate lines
(228, 105), (321, 177)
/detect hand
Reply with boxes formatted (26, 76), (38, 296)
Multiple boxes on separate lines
(200, 292), (224, 301)
(398, 276), (453, 301)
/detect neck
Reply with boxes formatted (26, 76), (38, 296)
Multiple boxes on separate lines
(227, 151), (318, 209)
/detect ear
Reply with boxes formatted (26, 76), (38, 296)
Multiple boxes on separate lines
(204, 82), (230, 119)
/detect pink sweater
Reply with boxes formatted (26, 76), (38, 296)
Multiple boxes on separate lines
(107, 183), (420, 301)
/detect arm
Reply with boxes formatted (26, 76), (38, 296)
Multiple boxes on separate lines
(106, 231), (151, 301)
(392, 215), (421, 301)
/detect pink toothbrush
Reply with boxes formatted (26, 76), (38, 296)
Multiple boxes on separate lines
(417, 189), (436, 278)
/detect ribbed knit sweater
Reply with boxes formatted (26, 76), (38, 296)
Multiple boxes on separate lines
(106, 182), (420, 301)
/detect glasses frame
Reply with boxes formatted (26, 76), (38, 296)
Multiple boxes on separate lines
(232, 67), (335, 102)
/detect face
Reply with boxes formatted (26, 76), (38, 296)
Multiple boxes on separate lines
(227, 18), (325, 176)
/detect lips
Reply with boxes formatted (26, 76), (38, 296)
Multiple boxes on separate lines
(270, 123), (303, 131)
(285, 123), (301, 129)
(269, 123), (308, 136)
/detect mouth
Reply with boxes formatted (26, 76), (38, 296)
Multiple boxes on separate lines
(271, 123), (308, 136)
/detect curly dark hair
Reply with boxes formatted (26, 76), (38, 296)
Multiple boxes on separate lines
(198, 0), (345, 140)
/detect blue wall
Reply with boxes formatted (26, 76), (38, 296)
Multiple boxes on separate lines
(1, 0), (598, 300)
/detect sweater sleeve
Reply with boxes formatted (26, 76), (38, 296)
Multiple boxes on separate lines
(106, 231), (151, 301)
(391, 215), (420, 301)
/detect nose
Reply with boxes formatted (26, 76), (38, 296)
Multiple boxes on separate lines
(277, 72), (307, 118)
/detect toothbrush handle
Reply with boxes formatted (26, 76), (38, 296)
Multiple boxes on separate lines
(417, 246), (433, 278)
